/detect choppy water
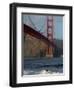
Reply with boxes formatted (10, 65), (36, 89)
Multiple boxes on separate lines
(23, 57), (63, 75)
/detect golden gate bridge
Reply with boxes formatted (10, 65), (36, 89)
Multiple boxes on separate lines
(23, 15), (56, 57)
(23, 15), (63, 75)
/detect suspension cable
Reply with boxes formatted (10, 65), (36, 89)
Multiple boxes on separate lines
(28, 16), (45, 34)
(28, 16), (37, 30)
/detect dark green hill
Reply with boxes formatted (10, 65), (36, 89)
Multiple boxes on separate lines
(53, 39), (63, 57)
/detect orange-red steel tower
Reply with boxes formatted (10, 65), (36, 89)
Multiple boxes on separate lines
(47, 16), (54, 57)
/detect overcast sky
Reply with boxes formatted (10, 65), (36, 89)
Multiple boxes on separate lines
(22, 14), (63, 40)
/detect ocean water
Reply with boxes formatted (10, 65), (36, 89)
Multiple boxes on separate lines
(23, 57), (63, 75)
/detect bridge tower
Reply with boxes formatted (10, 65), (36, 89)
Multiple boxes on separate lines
(46, 16), (54, 57)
